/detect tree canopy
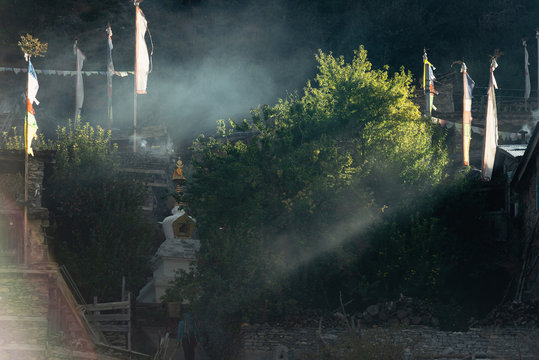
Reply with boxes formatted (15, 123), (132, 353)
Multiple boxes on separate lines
(44, 122), (153, 301)
(171, 47), (449, 357)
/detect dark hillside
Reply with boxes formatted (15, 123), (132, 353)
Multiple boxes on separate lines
(1, 0), (538, 145)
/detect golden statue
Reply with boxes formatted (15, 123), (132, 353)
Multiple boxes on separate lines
(172, 158), (186, 197)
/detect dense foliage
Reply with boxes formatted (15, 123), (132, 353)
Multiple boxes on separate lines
(354, 172), (515, 330)
(44, 122), (153, 301)
(169, 47), (449, 357)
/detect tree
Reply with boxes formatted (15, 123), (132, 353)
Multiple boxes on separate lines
(354, 173), (516, 330)
(174, 46), (448, 358)
(45, 122), (153, 301)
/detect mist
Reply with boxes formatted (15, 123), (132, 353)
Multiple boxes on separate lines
(1, 0), (329, 148)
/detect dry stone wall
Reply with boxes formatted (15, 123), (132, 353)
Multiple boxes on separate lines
(241, 324), (539, 360)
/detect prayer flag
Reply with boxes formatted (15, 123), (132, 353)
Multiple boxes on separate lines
(26, 59), (39, 156)
(523, 40), (531, 100)
(135, 6), (150, 94)
(482, 59), (499, 181)
(74, 41), (86, 120)
(106, 25), (115, 125)
(27, 59), (39, 106)
(423, 52), (437, 116)
(462, 63), (475, 166)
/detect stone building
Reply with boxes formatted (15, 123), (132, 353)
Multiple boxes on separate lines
(510, 123), (539, 301)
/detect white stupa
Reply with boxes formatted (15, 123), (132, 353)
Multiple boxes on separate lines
(137, 160), (199, 303)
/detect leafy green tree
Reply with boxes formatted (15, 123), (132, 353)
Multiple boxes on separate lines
(45, 122), (153, 301)
(174, 47), (448, 358)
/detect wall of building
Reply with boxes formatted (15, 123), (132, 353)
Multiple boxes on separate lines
(514, 151), (539, 301)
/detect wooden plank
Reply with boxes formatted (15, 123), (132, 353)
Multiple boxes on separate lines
(127, 292), (132, 351)
(86, 313), (130, 322)
(95, 324), (129, 332)
(85, 301), (130, 311)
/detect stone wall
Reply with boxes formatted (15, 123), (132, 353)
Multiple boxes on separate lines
(241, 324), (539, 360)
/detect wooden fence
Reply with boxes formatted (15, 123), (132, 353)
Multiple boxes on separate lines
(84, 293), (132, 350)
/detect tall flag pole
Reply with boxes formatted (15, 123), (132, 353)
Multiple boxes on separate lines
(106, 25), (115, 129)
(134, 1), (152, 152)
(482, 56), (499, 181)
(74, 40), (86, 123)
(461, 62), (475, 166)
(422, 50), (437, 117)
(523, 40), (531, 110)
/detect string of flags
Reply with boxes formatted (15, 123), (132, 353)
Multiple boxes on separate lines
(425, 38), (535, 181)
(15, 1), (153, 158)
(431, 117), (528, 142)
(0, 66), (132, 77)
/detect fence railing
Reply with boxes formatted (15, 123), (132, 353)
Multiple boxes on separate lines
(59, 264), (87, 306)
(85, 293), (132, 350)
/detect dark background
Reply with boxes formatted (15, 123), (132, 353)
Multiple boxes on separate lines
(0, 0), (538, 147)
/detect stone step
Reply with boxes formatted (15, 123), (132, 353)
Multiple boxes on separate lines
(0, 344), (46, 360)
(0, 316), (48, 348)
(0, 276), (49, 317)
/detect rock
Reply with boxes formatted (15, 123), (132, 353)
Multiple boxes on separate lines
(396, 309), (408, 319)
(421, 315), (431, 324)
(362, 313), (373, 323)
(442, 347), (455, 355)
(366, 304), (379, 317)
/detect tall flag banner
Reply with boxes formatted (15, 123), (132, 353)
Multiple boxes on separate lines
(523, 40), (531, 101)
(462, 63), (475, 166)
(26, 59), (39, 156)
(106, 25), (115, 127)
(422, 51), (437, 116)
(74, 41), (86, 120)
(482, 58), (499, 181)
(135, 5), (151, 94)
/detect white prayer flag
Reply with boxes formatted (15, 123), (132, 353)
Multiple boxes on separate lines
(74, 41), (86, 119)
(135, 6), (150, 94)
(482, 59), (499, 181)
(524, 40), (531, 100)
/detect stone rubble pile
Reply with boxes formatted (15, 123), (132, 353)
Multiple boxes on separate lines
(471, 301), (539, 327)
(354, 295), (439, 327)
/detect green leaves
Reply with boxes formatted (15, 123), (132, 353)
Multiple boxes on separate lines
(182, 46), (450, 356)
(46, 122), (151, 301)
(17, 34), (47, 58)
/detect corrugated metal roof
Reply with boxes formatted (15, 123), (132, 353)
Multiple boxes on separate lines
(498, 144), (528, 159)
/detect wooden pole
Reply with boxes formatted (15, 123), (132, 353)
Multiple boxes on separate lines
(462, 67), (466, 165)
(107, 25), (113, 130)
(133, 2), (139, 153)
(127, 291), (132, 350)
(74, 41), (79, 123)
(23, 55), (29, 266)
